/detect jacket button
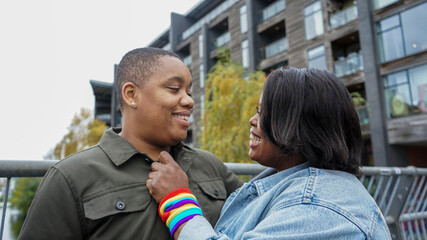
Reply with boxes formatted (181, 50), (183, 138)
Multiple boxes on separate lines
(116, 201), (126, 210)
(214, 189), (219, 197)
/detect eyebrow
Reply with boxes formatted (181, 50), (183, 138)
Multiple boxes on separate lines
(167, 76), (192, 88)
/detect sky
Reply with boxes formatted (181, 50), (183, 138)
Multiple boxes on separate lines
(0, 0), (200, 160)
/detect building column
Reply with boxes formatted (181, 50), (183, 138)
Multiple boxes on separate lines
(246, 0), (260, 72)
(357, 0), (407, 166)
(170, 13), (194, 52)
(201, 24), (211, 71)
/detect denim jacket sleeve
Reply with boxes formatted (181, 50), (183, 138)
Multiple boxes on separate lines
(178, 204), (387, 240)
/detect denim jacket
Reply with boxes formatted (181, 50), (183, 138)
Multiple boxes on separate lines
(179, 163), (391, 240)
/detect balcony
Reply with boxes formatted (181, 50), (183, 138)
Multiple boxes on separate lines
(258, 0), (286, 23)
(263, 37), (288, 59)
(334, 52), (363, 77)
(329, 4), (358, 29)
(212, 32), (231, 50)
(356, 105), (370, 126)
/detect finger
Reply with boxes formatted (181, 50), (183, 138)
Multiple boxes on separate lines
(148, 172), (157, 180)
(159, 151), (178, 166)
(146, 178), (152, 190)
(151, 161), (163, 171)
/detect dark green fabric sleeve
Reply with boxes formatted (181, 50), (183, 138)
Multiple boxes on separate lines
(18, 167), (84, 240)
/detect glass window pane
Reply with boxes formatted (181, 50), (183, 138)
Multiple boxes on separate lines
(401, 2), (427, 56)
(309, 56), (327, 69)
(374, 0), (398, 10)
(378, 15), (400, 32)
(242, 39), (249, 68)
(304, 1), (321, 16)
(199, 64), (204, 88)
(384, 70), (407, 87)
(409, 64), (427, 114)
(378, 27), (404, 62)
(385, 84), (412, 118)
(308, 45), (325, 59)
(240, 5), (248, 33)
(305, 11), (324, 39)
(199, 34), (204, 58)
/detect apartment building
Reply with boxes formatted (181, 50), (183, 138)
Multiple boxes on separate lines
(92, 0), (427, 166)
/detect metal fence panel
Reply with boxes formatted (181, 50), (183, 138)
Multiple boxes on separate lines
(1, 160), (427, 240)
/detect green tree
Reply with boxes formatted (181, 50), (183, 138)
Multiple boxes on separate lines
(200, 49), (266, 163)
(10, 108), (106, 237)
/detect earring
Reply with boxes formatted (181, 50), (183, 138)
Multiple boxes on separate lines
(131, 102), (136, 107)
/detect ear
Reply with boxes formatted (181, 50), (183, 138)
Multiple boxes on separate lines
(122, 82), (139, 109)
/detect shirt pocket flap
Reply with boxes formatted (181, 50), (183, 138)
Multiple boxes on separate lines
(197, 178), (227, 200)
(83, 185), (151, 220)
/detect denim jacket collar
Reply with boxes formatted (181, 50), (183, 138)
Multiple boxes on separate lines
(252, 162), (309, 196)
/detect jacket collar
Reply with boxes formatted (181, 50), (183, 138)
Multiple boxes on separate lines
(252, 162), (309, 196)
(98, 128), (196, 168)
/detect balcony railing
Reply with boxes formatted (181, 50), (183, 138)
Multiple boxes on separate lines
(329, 4), (358, 29)
(334, 52), (364, 77)
(211, 32), (232, 51)
(356, 105), (370, 126)
(1, 160), (427, 239)
(258, 0), (286, 23)
(263, 37), (288, 58)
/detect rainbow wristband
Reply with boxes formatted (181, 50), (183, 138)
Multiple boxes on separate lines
(158, 188), (203, 236)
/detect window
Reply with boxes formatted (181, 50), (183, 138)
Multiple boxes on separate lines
(200, 95), (205, 116)
(307, 45), (326, 70)
(265, 37), (288, 58)
(377, 2), (427, 63)
(240, 5), (248, 34)
(242, 39), (249, 68)
(304, 1), (324, 40)
(199, 64), (205, 88)
(384, 64), (427, 118)
(259, 0), (286, 23)
(199, 34), (204, 58)
(373, 0), (398, 10)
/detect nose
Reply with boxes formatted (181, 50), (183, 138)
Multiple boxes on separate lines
(249, 114), (258, 127)
(180, 93), (194, 109)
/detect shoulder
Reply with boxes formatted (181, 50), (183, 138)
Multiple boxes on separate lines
(50, 145), (107, 181)
(276, 167), (384, 237)
(186, 145), (224, 167)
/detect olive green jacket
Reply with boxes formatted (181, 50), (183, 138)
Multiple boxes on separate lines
(19, 128), (242, 240)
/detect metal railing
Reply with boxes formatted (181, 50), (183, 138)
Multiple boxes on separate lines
(329, 4), (358, 29)
(1, 160), (426, 240)
(334, 52), (364, 77)
(356, 105), (370, 126)
(258, 0), (286, 23)
(262, 37), (288, 59)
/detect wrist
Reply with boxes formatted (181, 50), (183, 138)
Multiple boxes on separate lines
(158, 188), (203, 237)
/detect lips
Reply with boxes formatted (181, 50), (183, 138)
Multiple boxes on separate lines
(172, 111), (191, 127)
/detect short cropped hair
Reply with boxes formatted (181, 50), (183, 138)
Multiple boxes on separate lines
(260, 67), (362, 175)
(116, 47), (181, 107)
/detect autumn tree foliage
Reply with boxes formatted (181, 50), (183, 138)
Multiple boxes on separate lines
(200, 50), (265, 163)
(50, 108), (106, 159)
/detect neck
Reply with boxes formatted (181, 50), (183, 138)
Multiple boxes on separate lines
(119, 127), (170, 161)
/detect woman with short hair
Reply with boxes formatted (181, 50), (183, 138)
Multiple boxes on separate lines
(146, 67), (392, 240)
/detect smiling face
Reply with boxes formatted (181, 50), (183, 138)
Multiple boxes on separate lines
(249, 92), (284, 169)
(249, 92), (305, 171)
(134, 56), (194, 148)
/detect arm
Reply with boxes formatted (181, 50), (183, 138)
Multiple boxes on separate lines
(178, 204), (366, 240)
(18, 167), (84, 240)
